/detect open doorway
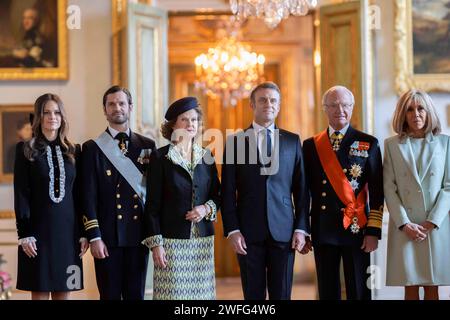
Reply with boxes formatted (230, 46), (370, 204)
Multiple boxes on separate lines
(167, 13), (317, 288)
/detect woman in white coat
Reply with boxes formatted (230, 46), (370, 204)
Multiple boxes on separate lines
(384, 89), (450, 300)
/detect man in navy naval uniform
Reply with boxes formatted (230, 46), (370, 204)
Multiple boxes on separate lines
(221, 82), (310, 300)
(81, 86), (156, 300)
(302, 85), (384, 300)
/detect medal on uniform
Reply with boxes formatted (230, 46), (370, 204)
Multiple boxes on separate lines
(349, 164), (362, 191)
(349, 141), (370, 158)
(350, 216), (360, 234)
(119, 142), (128, 156)
(350, 179), (359, 191)
(349, 164), (362, 178)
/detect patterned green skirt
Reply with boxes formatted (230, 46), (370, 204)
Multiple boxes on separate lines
(153, 225), (216, 300)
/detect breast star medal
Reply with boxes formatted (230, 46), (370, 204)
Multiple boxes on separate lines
(350, 164), (362, 178)
(349, 164), (362, 191)
(350, 179), (359, 191)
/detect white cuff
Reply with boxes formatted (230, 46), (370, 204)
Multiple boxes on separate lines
(18, 237), (37, 245)
(294, 229), (310, 237)
(89, 237), (101, 243)
(205, 200), (217, 221)
(227, 229), (240, 238)
(79, 237), (88, 243)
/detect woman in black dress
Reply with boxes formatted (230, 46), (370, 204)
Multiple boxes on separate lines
(14, 93), (88, 300)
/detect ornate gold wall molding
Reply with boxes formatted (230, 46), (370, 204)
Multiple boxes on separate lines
(394, 0), (450, 94)
(0, 0), (68, 80)
(0, 211), (14, 219)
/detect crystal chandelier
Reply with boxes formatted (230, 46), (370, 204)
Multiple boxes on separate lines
(194, 32), (265, 106)
(229, 0), (318, 29)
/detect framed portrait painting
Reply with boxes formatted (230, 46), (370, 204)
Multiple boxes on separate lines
(0, 105), (33, 183)
(0, 0), (68, 80)
(395, 0), (450, 94)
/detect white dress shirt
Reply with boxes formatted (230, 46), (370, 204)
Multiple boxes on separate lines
(328, 123), (349, 138)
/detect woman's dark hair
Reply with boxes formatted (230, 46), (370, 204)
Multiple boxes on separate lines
(24, 93), (76, 162)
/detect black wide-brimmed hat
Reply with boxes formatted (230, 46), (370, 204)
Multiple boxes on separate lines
(165, 96), (199, 121)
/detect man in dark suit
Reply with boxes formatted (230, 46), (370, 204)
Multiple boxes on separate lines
(302, 85), (384, 300)
(81, 86), (156, 300)
(221, 81), (309, 300)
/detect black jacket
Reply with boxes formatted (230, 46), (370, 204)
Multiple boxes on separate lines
(81, 130), (156, 247)
(221, 126), (309, 243)
(145, 144), (221, 239)
(303, 126), (384, 246)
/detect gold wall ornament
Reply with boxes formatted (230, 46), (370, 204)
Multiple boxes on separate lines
(229, 0), (317, 29)
(394, 0), (450, 94)
(0, 0), (68, 80)
(194, 29), (265, 107)
(0, 211), (14, 219)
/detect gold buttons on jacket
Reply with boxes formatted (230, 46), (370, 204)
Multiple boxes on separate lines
(343, 169), (347, 173)
(322, 192), (326, 197)
(321, 205), (326, 210)
(116, 194), (120, 199)
(133, 205), (138, 209)
(133, 194), (138, 199)
(106, 170), (111, 176)
(117, 204), (122, 209)
(117, 214), (123, 220)
(322, 180), (327, 185)
(133, 215), (138, 220)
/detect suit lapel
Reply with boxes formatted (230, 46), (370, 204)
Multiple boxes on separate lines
(419, 132), (436, 181)
(128, 132), (141, 168)
(397, 137), (421, 185)
(245, 125), (259, 166)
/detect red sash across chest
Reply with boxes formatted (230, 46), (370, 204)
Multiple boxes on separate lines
(313, 130), (367, 230)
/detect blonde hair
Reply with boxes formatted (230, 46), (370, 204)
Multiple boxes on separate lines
(392, 89), (441, 138)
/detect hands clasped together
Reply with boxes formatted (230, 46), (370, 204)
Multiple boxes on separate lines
(402, 221), (435, 242)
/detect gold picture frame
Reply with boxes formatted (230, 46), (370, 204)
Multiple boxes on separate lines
(0, 0), (68, 80)
(395, 0), (450, 94)
(0, 105), (34, 183)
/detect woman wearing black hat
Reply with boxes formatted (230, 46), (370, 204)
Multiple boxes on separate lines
(143, 97), (220, 300)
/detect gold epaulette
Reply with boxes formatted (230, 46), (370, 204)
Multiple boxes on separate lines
(366, 205), (384, 229)
(83, 215), (99, 231)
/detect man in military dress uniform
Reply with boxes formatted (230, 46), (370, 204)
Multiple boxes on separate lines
(302, 86), (384, 300)
(81, 86), (156, 300)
